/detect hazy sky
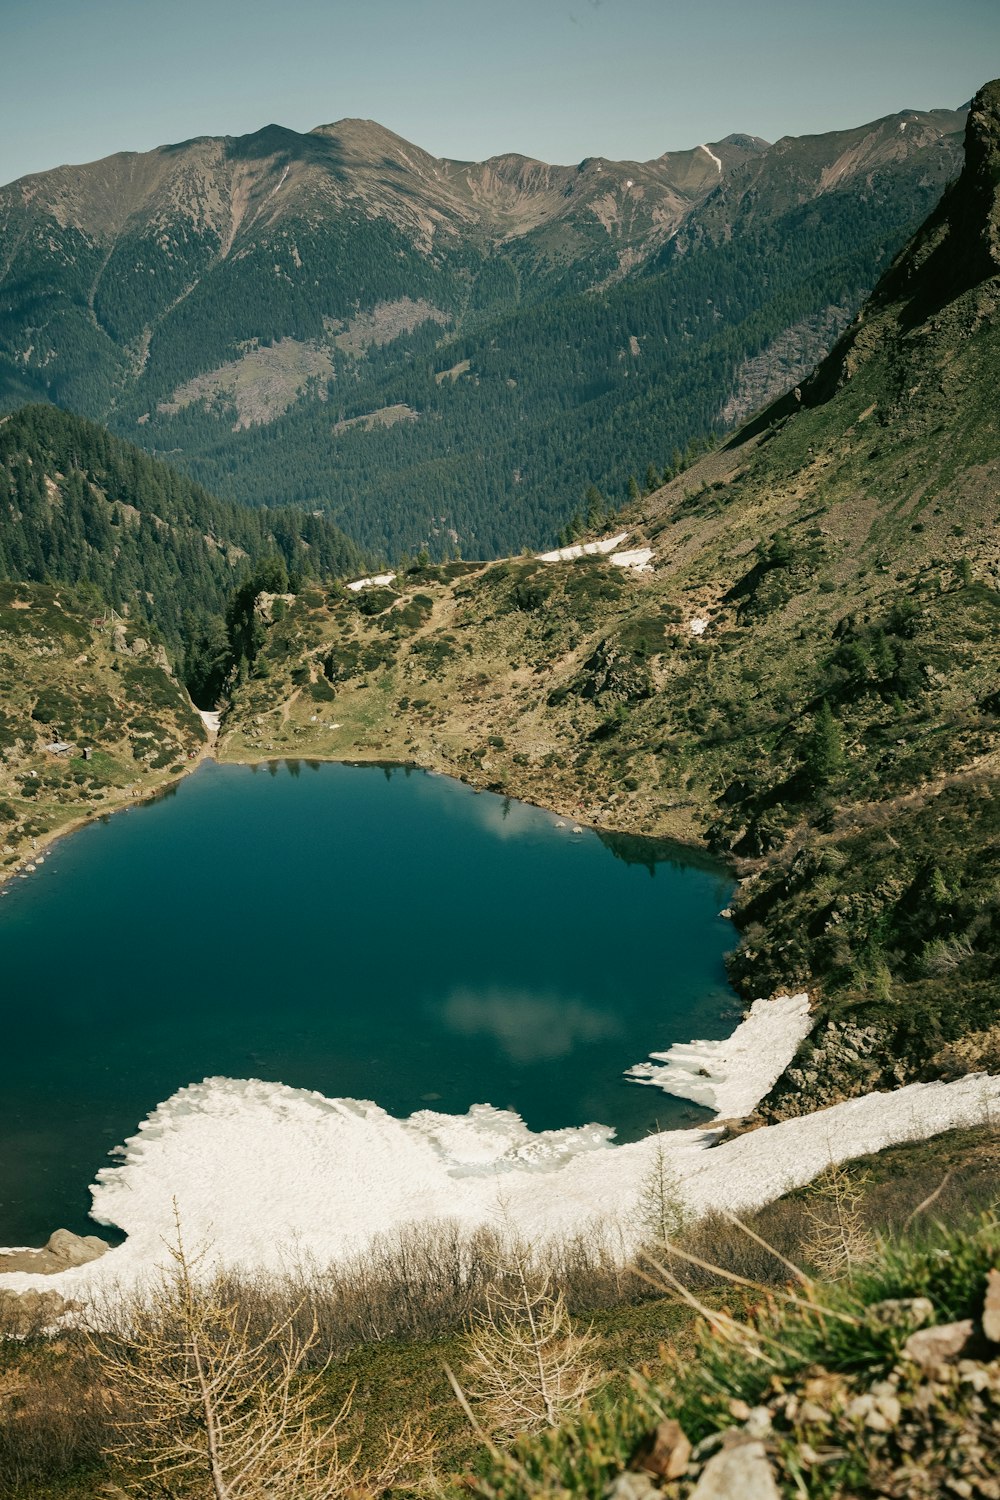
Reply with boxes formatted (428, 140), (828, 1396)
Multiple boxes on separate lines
(3, 0), (997, 185)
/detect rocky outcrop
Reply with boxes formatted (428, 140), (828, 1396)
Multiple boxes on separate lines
(604, 1270), (1000, 1498)
(0, 1228), (110, 1276)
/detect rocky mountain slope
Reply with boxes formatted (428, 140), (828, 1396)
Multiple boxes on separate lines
(217, 80), (1000, 1115)
(0, 105), (966, 555)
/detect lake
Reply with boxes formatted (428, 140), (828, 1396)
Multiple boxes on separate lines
(0, 760), (737, 1245)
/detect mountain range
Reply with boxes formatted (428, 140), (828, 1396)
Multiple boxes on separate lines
(0, 103), (967, 557)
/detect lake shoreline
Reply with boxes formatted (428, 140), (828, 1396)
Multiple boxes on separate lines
(1, 723), (729, 898)
(0, 737), (215, 896)
(0, 755), (739, 1256)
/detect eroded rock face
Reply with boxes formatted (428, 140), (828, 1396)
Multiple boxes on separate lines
(0, 1228), (110, 1276)
(111, 624), (171, 671)
(577, 639), (653, 705)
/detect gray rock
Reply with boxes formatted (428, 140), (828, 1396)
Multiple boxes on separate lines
(46, 1229), (110, 1266)
(0, 1228), (111, 1275)
(903, 1319), (976, 1371)
(743, 1407), (772, 1441)
(604, 1471), (662, 1500)
(689, 1439), (781, 1500)
(0, 1286), (75, 1332)
(867, 1295), (935, 1329)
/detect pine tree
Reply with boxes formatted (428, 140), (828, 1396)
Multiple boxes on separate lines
(94, 1219), (431, 1498)
(802, 700), (844, 790)
(638, 1135), (688, 1243)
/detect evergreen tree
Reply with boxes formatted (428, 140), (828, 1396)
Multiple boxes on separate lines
(803, 700), (845, 790)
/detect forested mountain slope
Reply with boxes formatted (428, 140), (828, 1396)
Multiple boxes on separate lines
(0, 404), (363, 657)
(0, 105), (965, 556)
(218, 80), (1000, 1115)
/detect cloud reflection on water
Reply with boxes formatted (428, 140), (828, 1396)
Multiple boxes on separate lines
(438, 987), (622, 1063)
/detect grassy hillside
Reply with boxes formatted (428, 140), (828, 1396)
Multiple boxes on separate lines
(218, 80), (1000, 1114)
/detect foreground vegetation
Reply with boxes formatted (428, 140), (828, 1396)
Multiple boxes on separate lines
(0, 1126), (996, 1498)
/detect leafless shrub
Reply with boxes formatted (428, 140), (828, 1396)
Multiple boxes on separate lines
(460, 1250), (600, 1436)
(921, 933), (975, 976)
(0, 1332), (108, 1497)
(93, 1217), (433, 1499)
(802, 1163), (876, 1278)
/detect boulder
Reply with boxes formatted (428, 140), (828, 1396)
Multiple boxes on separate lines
(689, 1438), (781, 1500)
(0, 1286), (75, 1334)
(628, 1418), (691, 1480)
(0, 1228), (110, 1275)
(903, 1319), (977, 1371)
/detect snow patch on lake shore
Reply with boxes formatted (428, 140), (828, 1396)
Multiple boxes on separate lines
(626, 993), (813, 1119)
(1, 1071), (997, 1305)
(1, 985), (997, 1305)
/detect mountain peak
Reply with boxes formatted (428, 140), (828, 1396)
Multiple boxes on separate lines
(716, 132), (771, 153)
(782, 78), (999, 415)
(881, 75), (1000, 312)
(308, 117), (426, 157)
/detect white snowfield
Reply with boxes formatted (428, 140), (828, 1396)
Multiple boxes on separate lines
(610, 548), (654, 573)
(1, 995), (998, 1304)
(626, 992), (812, 1118)
(537, 532), (630, 562)
(345, 572), (396, 593)
(536, 532), (654, 574)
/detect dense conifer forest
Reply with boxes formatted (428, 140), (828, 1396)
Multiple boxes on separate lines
(0, 405), (364, 693)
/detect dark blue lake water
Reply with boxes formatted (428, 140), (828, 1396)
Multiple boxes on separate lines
(0, 760), (737, 1244)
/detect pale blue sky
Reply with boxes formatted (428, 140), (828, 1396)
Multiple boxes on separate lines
(3, 0), (997, 185)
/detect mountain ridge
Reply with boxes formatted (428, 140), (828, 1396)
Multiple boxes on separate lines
(0, 98), (971, 558)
